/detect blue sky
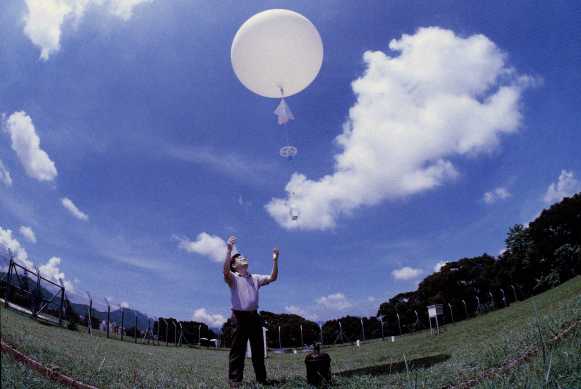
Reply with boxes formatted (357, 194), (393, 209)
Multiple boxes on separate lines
(1, 0), (580, 326)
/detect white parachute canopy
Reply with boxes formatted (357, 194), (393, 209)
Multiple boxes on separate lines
(231, 9), (323, 123)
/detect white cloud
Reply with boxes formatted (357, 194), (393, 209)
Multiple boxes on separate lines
(4, 112), (58, 182)
(316, 293), (352, 311)
(266, 27), (531, 230)
(61, 197), (89, 221)
(543, 170), (580, 205)
(433, 261), (446, 272)
(367, 296), (376, 302)
(192, 308), (227, 328)
(0, 159), (12, 186)
(166, 145), (275, 185)
(285, 305), (319, 321)
(19, 226), (37, 243)
(108, 0), (152, 20)
(177, 232), (226, 263)
(0, 226), (34, 269)
(392, 266), (423, 281)
(483, 187), (511, 204)
(120, 301), (129, 309)
(23, 0), (153, 60)
(38, 256), (74, 292)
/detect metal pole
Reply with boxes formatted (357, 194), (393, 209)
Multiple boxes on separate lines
(58, 279), (65, 327)
(448, 303), (454, 322)
(121, 308), (125, 341)
(462, 299), (468, 318)
(360, 318), (365, 341)
(164, 319), (169, 346)
(86, 292), (92, 335)
(104, 299), (110, 339)
(173, 321), (177, 347)
(338, 321), (343, 343)
(4, 257), (13, 308)
(319, 323), (323, 345)
(198, 323), (201, 346)
(134, 314), (138, 343)
(396, 313), (402, 335)
(278, 325), (282, 349)
(33, 266), (41, 317)
(300, 324), (304, 348)
(511, 284), (518, 301)
(380, 317), (384, 341)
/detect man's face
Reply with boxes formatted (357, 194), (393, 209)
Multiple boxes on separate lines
(234, 257), (249, 274)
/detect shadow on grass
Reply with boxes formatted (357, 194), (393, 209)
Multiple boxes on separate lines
(336, 353), (450, 377)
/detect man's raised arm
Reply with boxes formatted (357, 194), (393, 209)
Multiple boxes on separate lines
(268, 248), (279, 283)
(223, 236), (236, 286)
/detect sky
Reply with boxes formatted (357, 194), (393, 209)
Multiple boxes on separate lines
(1, 0), (580, 327)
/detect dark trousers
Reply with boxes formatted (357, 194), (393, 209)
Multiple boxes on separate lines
(228, 310), (266, 383)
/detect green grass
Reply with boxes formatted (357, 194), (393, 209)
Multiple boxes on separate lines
(1, 276), (580, 388)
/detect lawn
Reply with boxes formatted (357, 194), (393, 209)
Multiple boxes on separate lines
(1, 276), (580, 388)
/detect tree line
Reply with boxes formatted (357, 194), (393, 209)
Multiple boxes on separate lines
(221, 193), (580, 347)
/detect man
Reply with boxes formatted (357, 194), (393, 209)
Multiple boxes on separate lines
(223, 236), (279, 386)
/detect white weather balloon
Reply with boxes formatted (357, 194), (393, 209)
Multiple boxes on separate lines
(231, 9), (323, 100)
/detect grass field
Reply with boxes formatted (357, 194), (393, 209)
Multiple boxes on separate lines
(1, 276), (580, 388)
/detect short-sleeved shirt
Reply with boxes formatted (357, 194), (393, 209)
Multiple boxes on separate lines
(229, 272), (271, 311)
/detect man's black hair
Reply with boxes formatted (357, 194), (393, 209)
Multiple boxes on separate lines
(230, 253), (241, 273)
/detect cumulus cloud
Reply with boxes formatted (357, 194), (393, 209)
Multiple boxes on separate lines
(266, 27), (532, 230)
(19, 226), (37, 243)
(0, 159), (12, 186)
(23, 0), (152, 60)
(316, 293), (352, 311)
(192, 308), (227, 328)
(120, 301), (129, 309)
(0, 226), (34, 269)
(392, 266), (423, 281)
(483, 187), (511, 204)
(285, 305), (319, 321)
(38, 256), (74, 291)
(61, 197), (89, 221)
(4, 112), (58, 182)
(543, 170), (581, 205)
(433, 261), (446, 272)
(177, 232), (226, 263)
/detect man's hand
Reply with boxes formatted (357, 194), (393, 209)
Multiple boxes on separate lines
(227, 236), (238, 252)
(273, 247), (280, 261)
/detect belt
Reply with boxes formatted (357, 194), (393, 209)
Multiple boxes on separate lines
(232, 309), (258, 314)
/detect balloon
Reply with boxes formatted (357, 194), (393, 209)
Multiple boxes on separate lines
(231, 9), (323, 99)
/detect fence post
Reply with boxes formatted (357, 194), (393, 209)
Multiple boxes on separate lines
(58, 279), (65, 327)
(173, 321), (177, 347)
(135, 315), (138, 343)
(104, 298), (110, 338)
(278, 325), (282, 349)
(33, 266), (41, 318)
(396, 313), (402, 335)
(164, 319), (169, 346)
(300, 324), (304, 347)
(121, 308), (125, 341)
(86, 292), (92, 335)
(448, 303), (454, 322)
(5, 257), (14, 308)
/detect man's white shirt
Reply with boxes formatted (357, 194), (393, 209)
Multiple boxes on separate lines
(229, 272), (271, 311)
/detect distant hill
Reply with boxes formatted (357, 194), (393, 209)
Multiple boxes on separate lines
(70, 302), (153, 331)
